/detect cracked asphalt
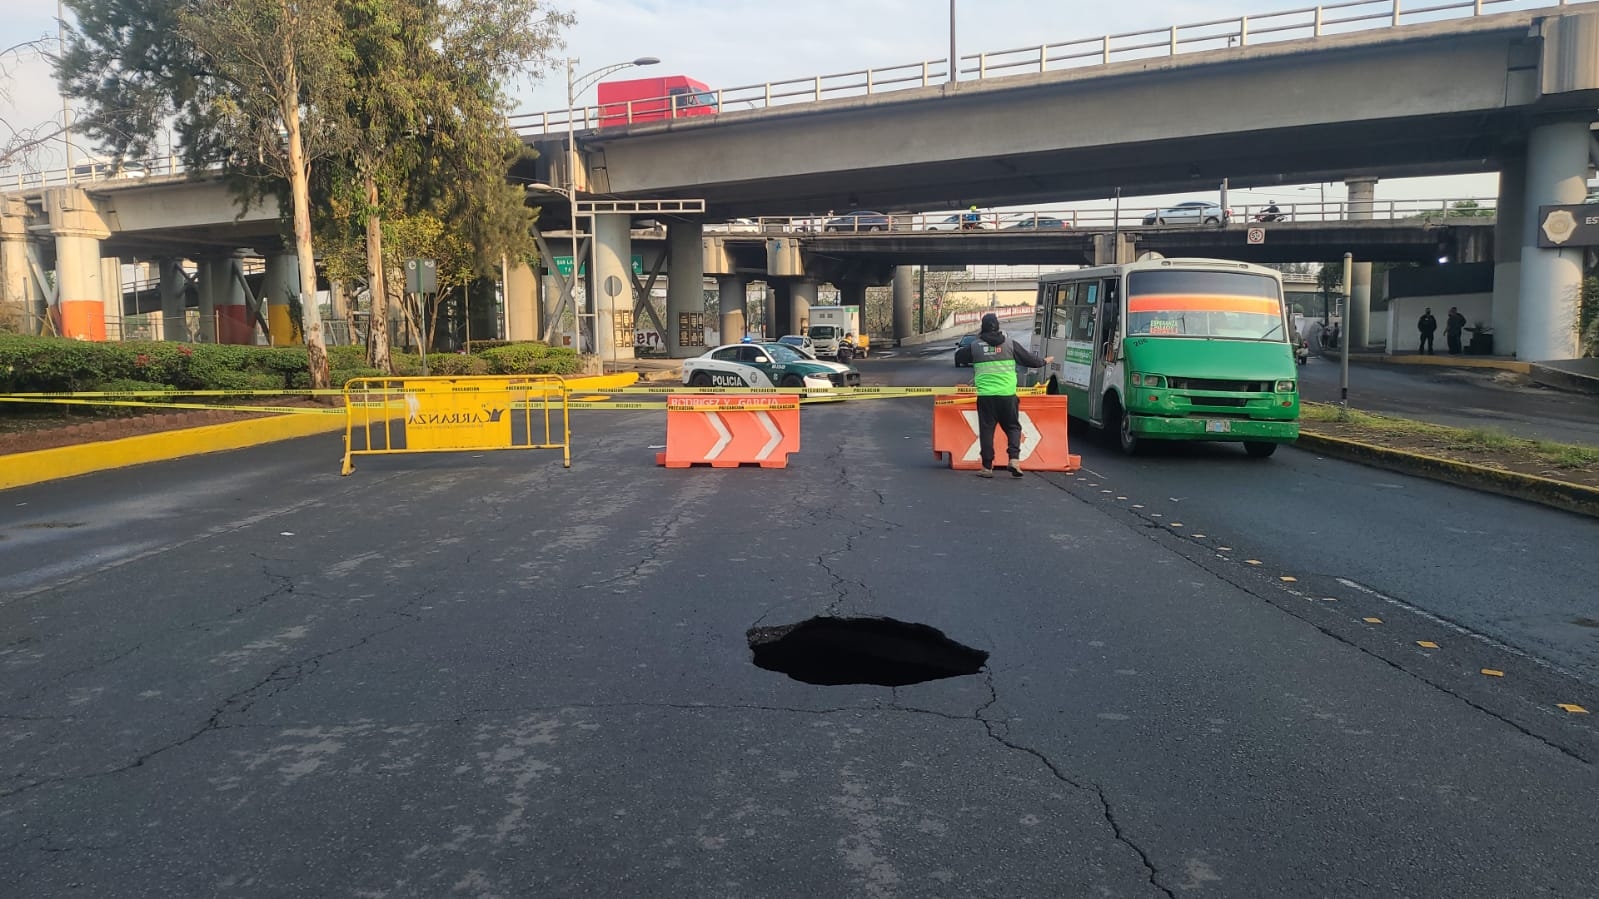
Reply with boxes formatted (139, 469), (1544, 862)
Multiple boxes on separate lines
(2, 350), (1598, 898)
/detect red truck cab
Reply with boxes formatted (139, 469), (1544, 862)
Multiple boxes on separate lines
(596, 76), (718, 128)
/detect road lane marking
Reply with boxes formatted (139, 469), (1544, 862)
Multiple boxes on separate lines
(1481, 668), (1505, 677)
(1557, 704), (1589, 714)
(1335, 577), (1582, 680)
(1417, 641), (1439, 648)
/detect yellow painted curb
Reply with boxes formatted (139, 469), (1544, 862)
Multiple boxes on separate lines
(1296, 430), (1599, 520)
(1355, 354), (1531, 374)
(0, 412), (345, 492)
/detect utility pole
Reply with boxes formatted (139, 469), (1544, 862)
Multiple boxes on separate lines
(949, 0), (957, 82)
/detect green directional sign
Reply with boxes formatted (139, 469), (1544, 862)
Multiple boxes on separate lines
(552, 254), (645, 277)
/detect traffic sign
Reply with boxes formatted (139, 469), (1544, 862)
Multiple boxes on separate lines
(1246, 228), (1266, 245)
(551, 255), (645, 277)
(404, 258), (437, 293)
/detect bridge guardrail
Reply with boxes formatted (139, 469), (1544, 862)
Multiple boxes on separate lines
(508, 0), (1590, 136)
(702, 198), (1498, 234)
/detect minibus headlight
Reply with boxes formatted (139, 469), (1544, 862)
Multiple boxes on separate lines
(1275, 380), (1296, 393)
(1132, 373), (1165, 389)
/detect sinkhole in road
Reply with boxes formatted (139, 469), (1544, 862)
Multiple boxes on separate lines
(747, 617), (988, 687)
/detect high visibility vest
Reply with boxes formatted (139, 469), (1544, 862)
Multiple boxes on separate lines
(971, 339), (1020, 396)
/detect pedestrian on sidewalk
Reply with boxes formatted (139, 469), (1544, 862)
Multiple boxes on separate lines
(1417, 307), (1437, 355)
(1445, 307), (1468, 355)
(970, 312), (1052, 479)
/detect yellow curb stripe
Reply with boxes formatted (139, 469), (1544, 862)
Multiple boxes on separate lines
(1, 413), (349, 492)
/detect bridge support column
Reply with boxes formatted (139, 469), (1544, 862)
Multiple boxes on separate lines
(769, 281), (791, 340)
(790, 279), (816, 335)
(1515, 116), (1590, 362)
(504, 260), (539, 342)
(195, 258), (225, 343)
(45, 188), (111, 341)
(1491, 157), (1526, 356)
(263, 253), (300, 345)
(665, 222), (704, 357)
(1, 196), (39, 335)
(101, 257), (124, 340)
(591, 213), (635, 362)
(159, 259), (190, 342)
(891, 266), (915, 341)
(717, 274), (747, 344)
(1345, 177), (1377, 348)
(1092, 232), (1137, 266)
(213, 257), (253, 345)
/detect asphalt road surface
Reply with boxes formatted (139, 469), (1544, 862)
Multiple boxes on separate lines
(3, 351), (1597, 898)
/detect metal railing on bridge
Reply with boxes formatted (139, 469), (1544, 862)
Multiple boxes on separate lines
(702, 198), (1499, 234)
(508, 0), (1589, 135)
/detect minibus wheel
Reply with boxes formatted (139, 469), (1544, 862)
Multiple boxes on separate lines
(1106, 395), (1139, 455)
(1244, 441), (1278, 458)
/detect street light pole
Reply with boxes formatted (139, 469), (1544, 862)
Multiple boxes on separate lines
(564, 56), (660, 353)
(949, 0), (957, 82)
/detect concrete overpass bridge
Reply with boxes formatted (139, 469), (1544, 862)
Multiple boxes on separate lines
(1, 0), (1594, 360)
(511, 0), (1598, 362)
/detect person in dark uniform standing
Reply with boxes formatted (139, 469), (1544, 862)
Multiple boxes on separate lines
(969, 312), (1052, 479)
(1417, 307), (1437, 355)
(1445, 307), (1468, 355)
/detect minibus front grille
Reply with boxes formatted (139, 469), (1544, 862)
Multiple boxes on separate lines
(1169, 378), (1267, 392)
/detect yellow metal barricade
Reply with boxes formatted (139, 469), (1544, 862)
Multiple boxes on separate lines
(341, 375), (570, 475)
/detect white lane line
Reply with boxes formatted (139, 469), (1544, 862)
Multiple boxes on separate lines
(1334, 577), (1581, 680)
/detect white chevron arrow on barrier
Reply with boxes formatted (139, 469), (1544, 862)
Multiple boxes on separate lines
(960, 410), (1040, 463)
(754, 411), (783, 460)
(705, 412), (733, 460)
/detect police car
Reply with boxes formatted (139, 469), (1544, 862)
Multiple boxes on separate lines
(682, 341), (861, 388)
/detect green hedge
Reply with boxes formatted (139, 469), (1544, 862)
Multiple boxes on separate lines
(0, 334), (584, 394)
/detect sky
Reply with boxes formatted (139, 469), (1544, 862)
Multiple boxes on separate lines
(1, 0), (1522, 210)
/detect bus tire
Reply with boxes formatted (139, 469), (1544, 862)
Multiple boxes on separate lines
(1107, 395), (1140, 455)
(1244, 441), (1278, 458)
(688, 372), (712, 387)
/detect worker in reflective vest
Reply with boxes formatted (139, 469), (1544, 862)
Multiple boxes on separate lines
(970, 312), (1052, 479)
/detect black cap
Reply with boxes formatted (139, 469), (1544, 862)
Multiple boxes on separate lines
(980, 313), (1001, 333)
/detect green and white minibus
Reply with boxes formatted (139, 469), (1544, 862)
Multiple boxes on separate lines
(1032, 258), (1300, 457)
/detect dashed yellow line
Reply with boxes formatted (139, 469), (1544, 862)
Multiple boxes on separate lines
(1557, 704), (1589, 714)
(1417, 641), (1439, 649)
(1481, 669), (1505, 678)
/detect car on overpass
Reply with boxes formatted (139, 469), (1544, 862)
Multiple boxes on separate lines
(1005, 214), (1070, 230)
(823, 211), (893, 232)
(683, 341), (860, 388)
(925, 213), (993, 231)
(1142, 200), (1230, 226)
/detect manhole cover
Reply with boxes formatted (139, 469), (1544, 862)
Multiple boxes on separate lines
(747, 616), (988, 687)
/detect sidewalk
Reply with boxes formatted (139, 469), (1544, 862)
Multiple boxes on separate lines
(1343, 348), (1599, 396)
(1299, 352), (1599, 449)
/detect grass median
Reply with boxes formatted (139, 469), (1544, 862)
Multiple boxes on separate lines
(1299, 402), (1599, 490)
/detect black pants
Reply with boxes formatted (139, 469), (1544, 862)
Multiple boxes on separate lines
(977, 394), (1022, 469)
(1419, 333), (1434, 354)
(1446, 332), (1463, 355)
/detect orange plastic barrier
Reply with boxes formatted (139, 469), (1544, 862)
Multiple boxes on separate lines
(656, 394), (801, 469)
(932, 393), (1081, 472)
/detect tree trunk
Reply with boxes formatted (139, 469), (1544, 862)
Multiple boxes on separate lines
(363, 172), (390, 372)
(280, 36), (330, 391)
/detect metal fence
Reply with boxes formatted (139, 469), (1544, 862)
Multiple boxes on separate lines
(702, 198), (1500, 233)
(507, 0), (1588, 135)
